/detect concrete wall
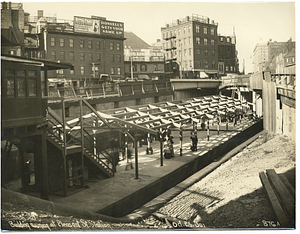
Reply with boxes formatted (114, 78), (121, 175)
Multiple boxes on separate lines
(173, 88), (218, 101)
(158, 95), (173, 102)
(282, 101), (296, 140)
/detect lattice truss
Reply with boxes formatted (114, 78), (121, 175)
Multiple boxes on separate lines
(62, 95), (251, 137)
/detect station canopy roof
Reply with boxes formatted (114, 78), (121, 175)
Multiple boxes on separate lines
(61, 95), (250, 136)
(1, 54), (74, 70)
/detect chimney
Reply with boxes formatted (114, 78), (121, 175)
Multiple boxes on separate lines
(2, 2), (8, 9)
(37, 10), (43, 20)
(176, 19), (180, 25)
(157, 39), (161, 42)
(186, 16), (190, 22)
(24, 12), (30, 23)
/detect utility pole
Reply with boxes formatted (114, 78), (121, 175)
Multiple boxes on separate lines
(130, 49), (134, 80)
(179, 39), (183, 79)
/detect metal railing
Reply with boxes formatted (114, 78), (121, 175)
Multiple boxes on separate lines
(271, 74), (295, 88)
(47, 105), (114, 176)
(47, 80), (172, 99)
(221, 76), (250, 88)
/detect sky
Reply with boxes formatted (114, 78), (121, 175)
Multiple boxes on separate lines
(21, 0), (296, 74)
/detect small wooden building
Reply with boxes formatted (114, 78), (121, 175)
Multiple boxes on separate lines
(1, 54), (73, 199)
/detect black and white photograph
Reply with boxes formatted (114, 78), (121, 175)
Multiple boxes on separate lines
(1, 0), (296, 231)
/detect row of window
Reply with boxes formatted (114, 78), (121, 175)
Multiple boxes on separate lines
(163, 25), (216, 39)
(130, 64), (160, 72)
(286, 57), (295, 63)
(3, 69), (37, 98)
(181, 60), (217, 70)
(57, 67), (122, 76)
(50, 37), (121, 51)
(219, 46), (235, 52)
(163, 37), (215, 49)
(220, 37), (232, 43)
(165, 48), (216, 59)
(179, 61), (235, 71)
(50, 50), (122, 63)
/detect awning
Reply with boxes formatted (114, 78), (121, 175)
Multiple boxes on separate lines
(48, 78), (67, 84)
(138, 74), (151, 80)
(1, 54), (74, 70)
(200, 72), (209, 78)
(205, 71), (218, 75)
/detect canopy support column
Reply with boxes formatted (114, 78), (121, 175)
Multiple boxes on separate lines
(159, 130), (163, 167)
(207, 120), (210, 141)
(134, 132), (139, 179)
(179, 129), (183, 156)
(146, 133), (153, 155)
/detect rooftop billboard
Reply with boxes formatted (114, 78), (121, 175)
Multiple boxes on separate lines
(74, 16), (124, 37)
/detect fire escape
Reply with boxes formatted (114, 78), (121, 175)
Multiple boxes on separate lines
(164, 32), (177, 79)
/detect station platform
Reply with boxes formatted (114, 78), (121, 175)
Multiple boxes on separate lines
(3, 118), (261, 218)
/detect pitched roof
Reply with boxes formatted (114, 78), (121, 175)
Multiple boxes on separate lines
(1, 35), (20, 46)
(124, 31), (150, 50)
(284, 48), (295, 58)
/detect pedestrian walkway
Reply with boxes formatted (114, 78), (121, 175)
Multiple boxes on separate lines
(4, 118), (256, 216)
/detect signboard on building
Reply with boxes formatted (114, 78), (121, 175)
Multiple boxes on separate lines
(74, 16), (100, 34)
(74, 16), (124, 37)
(99, 20), (124, 36)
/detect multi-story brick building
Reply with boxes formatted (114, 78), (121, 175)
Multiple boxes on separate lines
(1, 2), (24, 56)
(253, 38), (295, 74)
(23, 11), (125, 88)
(218, 34), (239, 75)
(161, 14), (239, 79)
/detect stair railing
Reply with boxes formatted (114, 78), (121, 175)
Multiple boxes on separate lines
(47, 105), (114, 176)
(81, 131), (114, 175)
(47, 107), (81, 148)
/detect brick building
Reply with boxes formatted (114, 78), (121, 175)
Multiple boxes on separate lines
(1, 2), (24, 56)
(23, 11), (125, 88)
(161, 14), (239, 79)
(252, 38), (295, 73)
(218, 34), (239, 75)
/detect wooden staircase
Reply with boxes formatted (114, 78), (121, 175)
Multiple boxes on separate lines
(46, 107), (114, 178)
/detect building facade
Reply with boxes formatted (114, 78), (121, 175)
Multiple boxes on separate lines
(218, 35), (238, 75)
(23, 11), (126, 88)
(252, 43), (268, 73)
(161, 14), (239, 79)
(1, 2), (24, 56)
(124, 32), (165, 80)
(252, 38), (295, 74)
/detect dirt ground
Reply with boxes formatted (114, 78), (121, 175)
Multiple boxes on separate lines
(149, 131), (296, 229)
(1, 131), (296, 231)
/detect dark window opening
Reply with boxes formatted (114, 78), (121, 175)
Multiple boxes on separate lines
(65, 107), (70, 118)
(114, 101), (119, 108)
